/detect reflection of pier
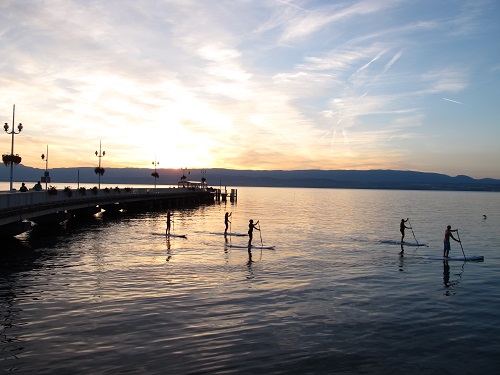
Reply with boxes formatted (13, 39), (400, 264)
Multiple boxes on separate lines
(0, 187), (213, 237)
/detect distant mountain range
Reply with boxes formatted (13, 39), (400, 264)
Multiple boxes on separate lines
(1, 165), (500, 191)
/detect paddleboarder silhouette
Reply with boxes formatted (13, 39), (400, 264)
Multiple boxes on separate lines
(443, 225), (460, 258)
(224, 212), (232, 235)
(400, 218), (411, 243)
(166, 211), (173, 235)
(248, 219), (260, 246)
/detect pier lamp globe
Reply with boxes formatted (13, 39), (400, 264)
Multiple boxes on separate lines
(3, 123), (23, 133)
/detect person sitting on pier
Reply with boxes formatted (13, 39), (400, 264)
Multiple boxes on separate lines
(33, 181), (43, 191)
(248, 219), (260, 246)
(224, 212), (232, 235)
(19, 182), (28, 192)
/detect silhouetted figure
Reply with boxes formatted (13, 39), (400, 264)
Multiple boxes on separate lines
(400, 218), (411, 243)
(19, 183), (28, 192)
(248, 219), (260, 246)
(33, 181), (43, 191)
(224, 212), (232, 235)
(166, 211), (173, 235)
(443, 225), (460, 258)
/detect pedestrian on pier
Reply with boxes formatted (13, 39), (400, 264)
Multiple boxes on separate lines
(19, 183), (28, 192)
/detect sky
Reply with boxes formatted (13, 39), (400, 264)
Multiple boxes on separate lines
(1, 0), (499, 179)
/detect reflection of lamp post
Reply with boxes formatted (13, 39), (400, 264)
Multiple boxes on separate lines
(41, 145), (50, 190)
(3, 105), (23, 192)
(151, 158), (160, 188)
(94, 141), (106, 189)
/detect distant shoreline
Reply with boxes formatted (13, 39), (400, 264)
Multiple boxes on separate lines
(1, 166), (499, 192)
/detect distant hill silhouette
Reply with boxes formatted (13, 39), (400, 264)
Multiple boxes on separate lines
(1, 165), (500, 191)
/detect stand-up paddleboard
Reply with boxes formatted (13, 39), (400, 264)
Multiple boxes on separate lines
(210, 232), (247, 237)
(229, 244), (275, 250)
(380, 240), (428, 247)
(167, 233), (187, 239)
(151, 232), (187, 239)
(428, 255), (484, 261)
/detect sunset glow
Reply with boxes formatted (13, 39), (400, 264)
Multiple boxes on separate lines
(1, 0), (499, 178)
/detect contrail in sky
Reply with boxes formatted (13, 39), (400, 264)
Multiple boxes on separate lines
(275, 0), (311, 12)
(443, 97), (464, 105)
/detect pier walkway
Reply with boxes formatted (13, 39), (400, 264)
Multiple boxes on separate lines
(0, 187), (213, 237)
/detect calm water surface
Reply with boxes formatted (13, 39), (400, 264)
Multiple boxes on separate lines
(1, 187), (500, 374)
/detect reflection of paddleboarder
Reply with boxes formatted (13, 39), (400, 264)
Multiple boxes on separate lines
(224, 212), (232, 235)
(400, 218), (411, 243)
(443, 260), (450, 287)
(248, 219), (259, 246)
(166, 211), (173, 235)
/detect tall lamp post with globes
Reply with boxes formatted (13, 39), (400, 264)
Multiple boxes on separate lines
(201, 169), (207, 188)
(41, 145), (50, 190)
(95, 141), (106, 189)
(152, 158), (160, 188)
(3, 105), (23, 192)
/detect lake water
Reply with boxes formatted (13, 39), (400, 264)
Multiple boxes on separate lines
(1, 187), (499, 374)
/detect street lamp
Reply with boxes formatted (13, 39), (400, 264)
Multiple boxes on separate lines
(3, 105), (23, 192)
(41, 145), (50, 190)
(151, 158), (160, 188)
(201, 169), (207, 188)
(94, 141), (106, 189)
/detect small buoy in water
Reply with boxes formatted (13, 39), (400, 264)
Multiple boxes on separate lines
(483, 215), (487, 219)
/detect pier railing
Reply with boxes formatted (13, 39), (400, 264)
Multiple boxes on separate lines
(0, 187), (213, 235)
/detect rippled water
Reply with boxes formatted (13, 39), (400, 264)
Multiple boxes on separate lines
(1, 187), (500, 374)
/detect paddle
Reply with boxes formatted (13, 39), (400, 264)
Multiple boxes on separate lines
(456, 229), (466, 259)
(258, 222), (263, 247)
(407, 218), (419, 245)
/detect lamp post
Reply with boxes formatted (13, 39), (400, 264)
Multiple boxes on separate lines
(41, 145), (50, 190)
(95, 141), (106, 189)
(179, 167), (188, 188)
(3, 105), (23, 192)
(201, 169), (207, 188)
(151, 158), (160, 188)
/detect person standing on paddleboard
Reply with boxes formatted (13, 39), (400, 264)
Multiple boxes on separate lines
(400, 218), (411, 243)
(248, 219), (260, 246)
(224, 212), (232, 235)
(166, 211), (173, 235)
(443, 225), (460, 258)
